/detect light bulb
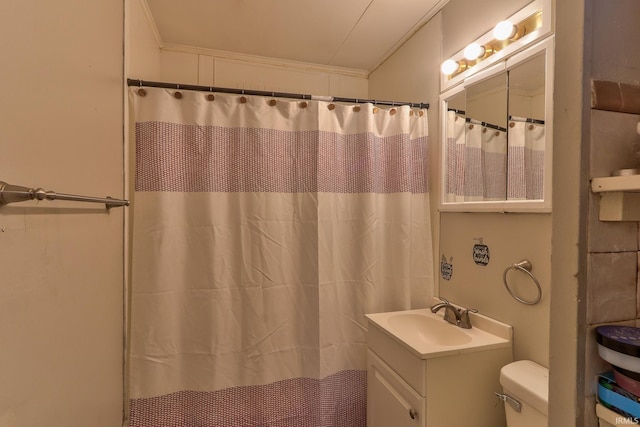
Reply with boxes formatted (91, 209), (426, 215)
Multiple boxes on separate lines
(463, 43), (486, 60)
(441, 59), (460, 76)
(494, 20), (517, 40)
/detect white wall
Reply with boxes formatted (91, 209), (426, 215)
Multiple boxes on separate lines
(0, 1), (124, 426)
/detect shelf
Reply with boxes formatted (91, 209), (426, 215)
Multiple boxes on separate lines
(591, 175), (640, 193)
(591, 175), (640, 221)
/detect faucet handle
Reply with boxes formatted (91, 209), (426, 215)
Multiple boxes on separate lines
(459, 308), (478, 329)
(437, 296), (450, 304)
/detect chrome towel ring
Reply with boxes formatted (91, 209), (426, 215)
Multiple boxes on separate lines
(502, 260), (542, 305)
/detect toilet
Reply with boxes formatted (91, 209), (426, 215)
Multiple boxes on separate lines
(498, 360), (549, 426)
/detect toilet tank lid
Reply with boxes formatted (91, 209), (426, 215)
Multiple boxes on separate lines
(500, 360), (549, 416)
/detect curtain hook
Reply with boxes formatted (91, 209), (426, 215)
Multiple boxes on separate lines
(136, 80), (147, 97)
(174, 84), (183, 99)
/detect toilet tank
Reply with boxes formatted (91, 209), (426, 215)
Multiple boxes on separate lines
(499, 360), (549, 426)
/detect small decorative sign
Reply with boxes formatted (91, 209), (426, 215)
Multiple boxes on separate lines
(472, 238), (490, 266)
(441, 254), (453, 280)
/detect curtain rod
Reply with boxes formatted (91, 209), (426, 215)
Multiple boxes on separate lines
(0, 181), (129, 209)
(466, 118), (507, 133)
(127, 78), (429, 110)
(509, 115), (545, 125)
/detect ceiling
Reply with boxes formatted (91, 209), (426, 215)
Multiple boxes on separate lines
(144, 0), (447, 72)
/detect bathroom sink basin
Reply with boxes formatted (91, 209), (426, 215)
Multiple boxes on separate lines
(387, 313), (472, 346)
(366, 305), (512, 360)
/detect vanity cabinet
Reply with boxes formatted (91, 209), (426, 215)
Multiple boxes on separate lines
(366, 310), (513, 427)
(368, 350), (425, 427)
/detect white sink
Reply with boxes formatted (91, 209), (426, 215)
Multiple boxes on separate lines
(387, 312), (473, 346)
(366, 306), (512, 360)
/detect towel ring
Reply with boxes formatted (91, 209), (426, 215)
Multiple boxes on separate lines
(502, 260), (542, 305)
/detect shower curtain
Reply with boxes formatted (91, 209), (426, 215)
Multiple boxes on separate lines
(444, 110), (465, 203)
(480, 126), (507, 201)
(507, 120), (545, 200)
(127, 87), (432, 427)
(463, 122), (507, 201)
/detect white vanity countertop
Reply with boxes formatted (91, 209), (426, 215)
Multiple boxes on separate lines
(366, 307), (513, 360)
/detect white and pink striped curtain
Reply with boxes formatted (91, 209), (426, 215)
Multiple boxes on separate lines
(127, 87), (433, 427)
(507, 121), (545, 200)
(463, 122), (507, 201)
(444, 110), (465, 202)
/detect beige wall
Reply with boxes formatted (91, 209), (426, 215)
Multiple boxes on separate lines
(370, 0), (589, 424)
(127, 0), (162, 81)
(368, 12), (442, 293)
(439, 213), (551, 364)
(124, 1), (640, 426)
(0, 1), (124, 426)
(150, 48), (369, 98)
(370, 0), (552, 365)
(127, 2), (369, 100)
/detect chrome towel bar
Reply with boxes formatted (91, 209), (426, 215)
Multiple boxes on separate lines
(0, 181), (129, 209)
(502, 259), (542, 305)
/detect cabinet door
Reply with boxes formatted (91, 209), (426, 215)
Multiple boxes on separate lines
(367, 350), (425, 427)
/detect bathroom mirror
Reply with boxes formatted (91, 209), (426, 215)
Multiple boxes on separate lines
(440, 38), (553, 212)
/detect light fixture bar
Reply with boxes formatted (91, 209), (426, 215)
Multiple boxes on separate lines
(440, 5), (545, 81)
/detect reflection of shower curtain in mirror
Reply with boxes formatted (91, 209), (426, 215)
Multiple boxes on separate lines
(463, 122), (506, 201)
(445, 110), (465, 202)
(463, 122), (483, 201)
(507, 122), (545, 200)
(127, 87), (433, 427)
(480, 127), (507, 200)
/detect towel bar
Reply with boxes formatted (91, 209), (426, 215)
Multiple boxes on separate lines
(0, 181), (129, 209)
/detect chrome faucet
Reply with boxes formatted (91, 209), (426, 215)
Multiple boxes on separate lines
(430, 298), (477, 329)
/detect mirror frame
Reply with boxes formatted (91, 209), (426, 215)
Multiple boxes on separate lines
(439, 37), (554, 213)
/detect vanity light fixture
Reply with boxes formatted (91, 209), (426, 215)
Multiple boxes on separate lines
(493, 20), (519, 41)
(463, 43), (492, 61)
(440, 59), (467, 76)
(440, 3), (544, 80)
